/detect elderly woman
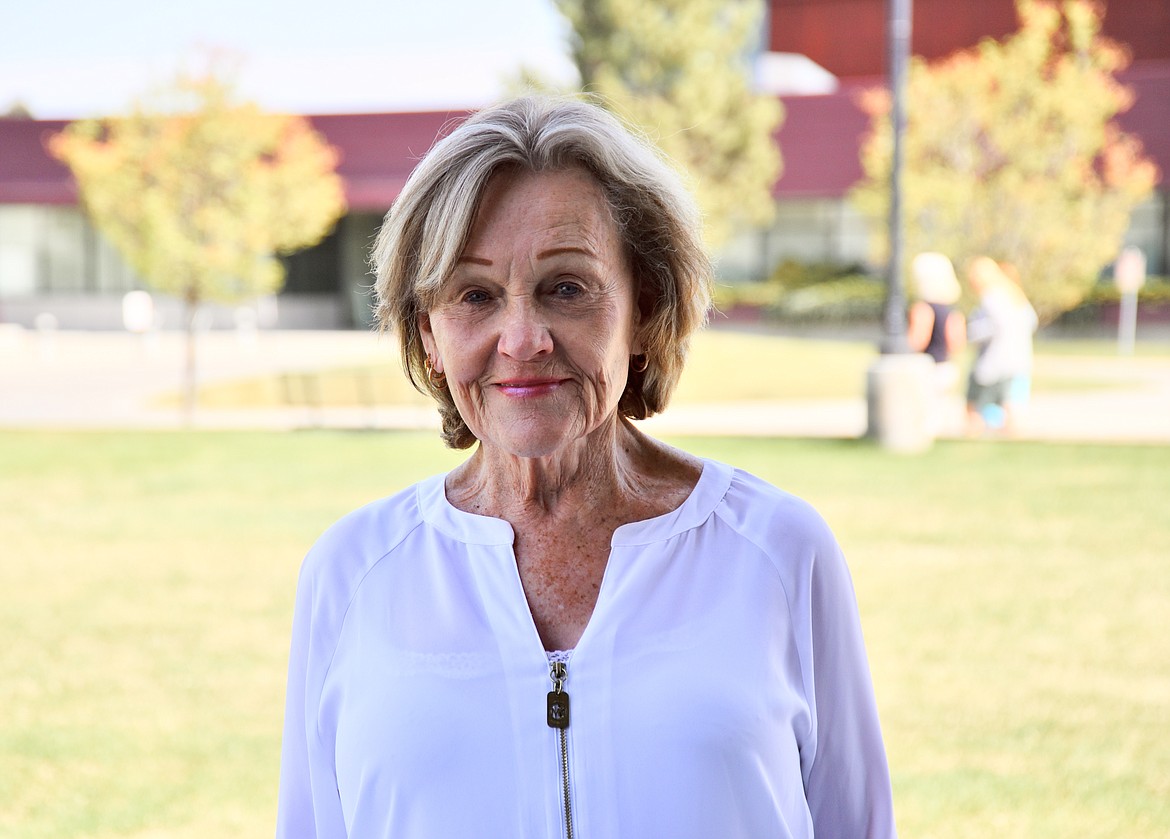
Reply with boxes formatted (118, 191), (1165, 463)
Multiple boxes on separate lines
(277, 97), (896, 838)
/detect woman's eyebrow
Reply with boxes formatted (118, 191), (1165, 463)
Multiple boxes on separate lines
(455, 243), (599, 267)
(536, 244), (597, 260)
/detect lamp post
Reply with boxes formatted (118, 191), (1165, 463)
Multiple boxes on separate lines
(883, 0), (911, 354)
(864, 0), (936, 452)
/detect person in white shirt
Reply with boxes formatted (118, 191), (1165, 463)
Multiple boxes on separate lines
(964, 256), (1039, 436)
(276, 96), (897, 839)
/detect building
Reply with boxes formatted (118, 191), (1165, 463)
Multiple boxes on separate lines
(1, 0), (1167, 329)
(0, 110), (468, 329)
(719, 0), (1170, 280)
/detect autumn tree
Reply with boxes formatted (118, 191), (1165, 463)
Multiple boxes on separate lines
(554, 0), (783, 248)
(50, 70), (346, 415)
(852, 0), (1157, 322)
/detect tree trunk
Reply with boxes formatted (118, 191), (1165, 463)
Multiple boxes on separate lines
(182, 290), (199, 425)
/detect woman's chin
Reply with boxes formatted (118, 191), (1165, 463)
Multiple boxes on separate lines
(475, 414), (618, 462)
(483, 428), (584, 460)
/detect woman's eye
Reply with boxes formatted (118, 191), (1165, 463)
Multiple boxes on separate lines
(461, 289), (490, 304)
(553, 281), (581, 298)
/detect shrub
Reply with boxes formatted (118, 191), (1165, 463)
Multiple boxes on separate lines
(770, 276), (886, 322)
(1054, 275), (1170, 326)
(714, 260), (885, 324)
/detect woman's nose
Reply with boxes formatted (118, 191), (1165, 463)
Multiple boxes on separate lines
(496, 298), (552, 360)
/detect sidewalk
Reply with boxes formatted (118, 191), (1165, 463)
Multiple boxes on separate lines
(1, 327), (1168, 443)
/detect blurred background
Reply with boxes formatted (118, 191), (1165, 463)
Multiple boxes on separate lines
(2, 0), (1167, 333)
(1, 1), (1169, 837)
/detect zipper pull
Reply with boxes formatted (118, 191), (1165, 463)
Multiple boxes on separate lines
(547, 660), (570, 729)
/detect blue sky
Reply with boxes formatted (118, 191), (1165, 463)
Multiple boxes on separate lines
(0, 0), (576, 117)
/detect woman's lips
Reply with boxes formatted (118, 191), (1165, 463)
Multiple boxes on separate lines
(494, 378), (565, 398)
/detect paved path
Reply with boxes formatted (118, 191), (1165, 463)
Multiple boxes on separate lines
(1, 326), (1168, 444)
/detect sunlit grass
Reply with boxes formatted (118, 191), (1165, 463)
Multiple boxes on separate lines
(2, 431), (1168, 837)
(173, 330), (1154, 410)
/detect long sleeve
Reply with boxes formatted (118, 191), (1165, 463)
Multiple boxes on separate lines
(803, 538), (897, 838)
(275, 560), (347, 839)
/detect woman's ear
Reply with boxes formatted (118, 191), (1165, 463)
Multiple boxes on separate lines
(418, 313), (441, 372)
(631, 324), (645, 357)
(631, 282), (651, 357)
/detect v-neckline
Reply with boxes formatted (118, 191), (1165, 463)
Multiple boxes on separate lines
(416, 459), (732, 658)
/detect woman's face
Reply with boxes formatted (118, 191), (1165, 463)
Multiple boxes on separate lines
(419, 167), (642, 459)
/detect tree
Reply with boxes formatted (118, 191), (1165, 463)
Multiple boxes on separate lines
(50, 69), (346, 415)
(852, 0), (1158, 323)
(554, 0), (783, 249)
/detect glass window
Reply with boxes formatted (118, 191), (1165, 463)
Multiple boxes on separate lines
(42, 207), (87, 292)
(0, 206), (41, 296)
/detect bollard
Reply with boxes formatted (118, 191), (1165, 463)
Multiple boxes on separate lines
(865, 352), (936, 453)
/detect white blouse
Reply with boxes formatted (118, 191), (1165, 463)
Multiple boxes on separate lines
(276, 459), (897, 838)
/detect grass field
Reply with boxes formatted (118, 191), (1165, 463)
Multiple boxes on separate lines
(175, 330), (1170, 410)
(168, 332), (879, 409)
(2, 431), (1168, 838)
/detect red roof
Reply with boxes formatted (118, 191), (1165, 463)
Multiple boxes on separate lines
(1118, 63), (1170, 182)
(769, 0), (1170, 78)
(772, 84), (872, 198)
(772, 61), (1170, 198)
(1, 71), (1166, 209)
(0, 119), (75, 204)
(0, 110), (469, 210)
(307, 110), (470, 211)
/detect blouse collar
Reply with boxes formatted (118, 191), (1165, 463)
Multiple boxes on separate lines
(415, 458), (734, 548)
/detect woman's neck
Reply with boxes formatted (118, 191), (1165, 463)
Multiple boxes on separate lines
(446, 417), (647, 522)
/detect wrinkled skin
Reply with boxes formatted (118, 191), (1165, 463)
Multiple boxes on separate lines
(420, 167), (643, 465)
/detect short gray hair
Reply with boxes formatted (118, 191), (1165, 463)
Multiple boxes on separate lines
(372, 96), (712, 449)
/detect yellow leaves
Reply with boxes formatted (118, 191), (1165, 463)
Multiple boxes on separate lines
(1101, 125), (1159, 196)
(49, 70), (346, 306)
(47, 125), (126, 196)
(852, 0), (1155, 323)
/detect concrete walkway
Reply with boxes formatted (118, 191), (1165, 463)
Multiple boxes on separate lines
(1, 326), (1168, 444)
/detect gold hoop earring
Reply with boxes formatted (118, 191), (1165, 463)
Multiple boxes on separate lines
(424, 356), (446, 387)
(631, 354), (649, 374)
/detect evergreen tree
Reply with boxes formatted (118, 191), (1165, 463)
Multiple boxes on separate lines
(555, 0), (783, 248)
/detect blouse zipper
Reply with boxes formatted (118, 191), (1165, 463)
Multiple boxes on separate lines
(547, 659), (574, 839)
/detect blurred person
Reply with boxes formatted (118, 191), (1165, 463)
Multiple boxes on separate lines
(996, 261), (1036, 427)
(276, 97), (896, 839)
(907, 252), (967, 431)
(964, 257), (1038, 436)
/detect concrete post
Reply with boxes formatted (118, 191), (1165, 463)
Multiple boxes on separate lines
(865, 352), (936, 453)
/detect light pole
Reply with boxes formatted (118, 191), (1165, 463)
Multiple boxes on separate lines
(883, 0), (911, 354)
(864, 0), (935, 452)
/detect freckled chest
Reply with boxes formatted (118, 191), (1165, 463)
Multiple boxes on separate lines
(513, 521), (618, 652)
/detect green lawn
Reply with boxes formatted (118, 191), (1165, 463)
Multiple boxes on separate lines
(2, 431), (1168, 838)
(177, 330), (1164, 410)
